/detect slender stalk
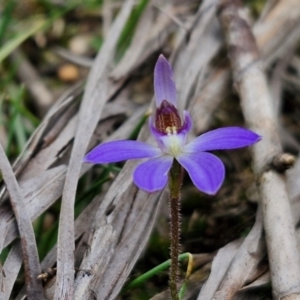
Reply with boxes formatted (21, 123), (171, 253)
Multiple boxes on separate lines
(168, 159), (184, 300)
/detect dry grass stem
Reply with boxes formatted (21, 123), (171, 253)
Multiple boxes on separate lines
(197, 239), (243, 300)
(0, 144), (45, 299)
(0, 242), (22, 300)
(212, 208), (265, 300)
(111, 1), (181, 80)
(54, 1), (136, 298)
(11, 50), (54, 117)
(53, 47), (93, 68)
(254, 0), (300, 66)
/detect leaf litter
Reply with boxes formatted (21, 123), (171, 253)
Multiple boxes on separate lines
(1, 0), (300, 299)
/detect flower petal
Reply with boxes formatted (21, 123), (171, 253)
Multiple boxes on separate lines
(185, 127), (261, 152)
(177, 152), (225, 195)
(154, 54), (177, 107)
(133, 156), (173, 192)
(84, 140), (161, 163)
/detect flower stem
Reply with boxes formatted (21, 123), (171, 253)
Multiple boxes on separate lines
(168, 159), (183, 300)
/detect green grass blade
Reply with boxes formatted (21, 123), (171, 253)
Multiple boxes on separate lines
(116, 0), (149, 60)
(124, 252), (191, 290)
(0, 5), (76, 64)
(0, 0), (17, 43)
(0, 18), (47, 64)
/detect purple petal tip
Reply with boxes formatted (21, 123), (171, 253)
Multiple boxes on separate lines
(157, 54), (168, 63)
(177, 152), (225, 196)
(133, 156), (173, 193)
(185, 127), (261, 153)
(154, 54), (177, 107)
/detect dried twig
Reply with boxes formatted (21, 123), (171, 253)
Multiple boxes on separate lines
(219, 1), (300, 299)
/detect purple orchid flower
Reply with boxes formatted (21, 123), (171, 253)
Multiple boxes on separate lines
(84, 55), (261, 195)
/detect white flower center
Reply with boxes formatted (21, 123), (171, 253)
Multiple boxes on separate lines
(164, 127), (184, 156)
